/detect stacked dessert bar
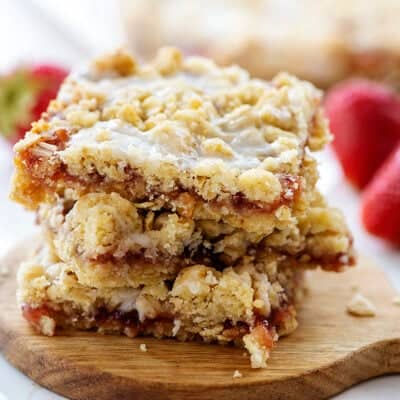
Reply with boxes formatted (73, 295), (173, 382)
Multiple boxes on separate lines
(11, 48), (355, 368)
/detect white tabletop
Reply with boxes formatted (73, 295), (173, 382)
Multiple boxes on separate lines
(0, 1), (399, 399)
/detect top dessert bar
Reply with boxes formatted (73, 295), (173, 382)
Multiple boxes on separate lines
(12, 47), (328, 208)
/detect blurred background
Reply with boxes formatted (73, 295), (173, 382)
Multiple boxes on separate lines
(0, 1), (399, 399)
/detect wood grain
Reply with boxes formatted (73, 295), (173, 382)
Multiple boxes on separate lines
(0, 239), (399, 400)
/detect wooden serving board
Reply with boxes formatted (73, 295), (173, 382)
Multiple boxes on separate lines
(0, 240), (399, 400)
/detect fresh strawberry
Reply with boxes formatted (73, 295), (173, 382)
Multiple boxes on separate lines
(325, 80), (400, 189)
(361, 145), (400, 246)
(0, 64), (68, 144)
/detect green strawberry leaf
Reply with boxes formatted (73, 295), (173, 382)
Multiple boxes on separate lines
(0, 70), (36, 137)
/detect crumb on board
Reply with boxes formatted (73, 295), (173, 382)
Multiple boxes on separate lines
(233, 370), (243, 379)
(350, 284), (359, 292)
(139, 343), (147, 352)
(393, 296), (400, 306)
(347, 293), (376, 317)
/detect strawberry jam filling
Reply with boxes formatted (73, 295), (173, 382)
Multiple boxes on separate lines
(19, 144), (302, 215)
(21, 303), (54, 332)
(251, 322), (275, 350)
(21, 302), (293, 349)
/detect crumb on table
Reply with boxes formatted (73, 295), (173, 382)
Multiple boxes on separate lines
(139, 343), (147, 352)
(347, 293), (376, 317)
(233, 370), (243, 379)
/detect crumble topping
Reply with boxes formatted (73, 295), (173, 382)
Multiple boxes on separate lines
(12, 47), (330, 208)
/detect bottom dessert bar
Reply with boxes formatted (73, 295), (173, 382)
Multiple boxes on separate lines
(18, 243), (304, 368)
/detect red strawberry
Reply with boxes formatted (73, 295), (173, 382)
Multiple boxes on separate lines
(325, 80), (400, 189)
(361, 145), (400, 246)
(0, 64), (68, 144)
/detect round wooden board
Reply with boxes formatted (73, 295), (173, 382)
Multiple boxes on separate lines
(0, 239), (399, 400)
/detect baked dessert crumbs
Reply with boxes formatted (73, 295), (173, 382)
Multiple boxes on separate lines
(347, 293), (376, 317)
(139, 343), (147, 352)
(233, 370), (243, 378)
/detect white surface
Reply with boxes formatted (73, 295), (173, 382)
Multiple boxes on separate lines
(0, 1), (399, 399)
